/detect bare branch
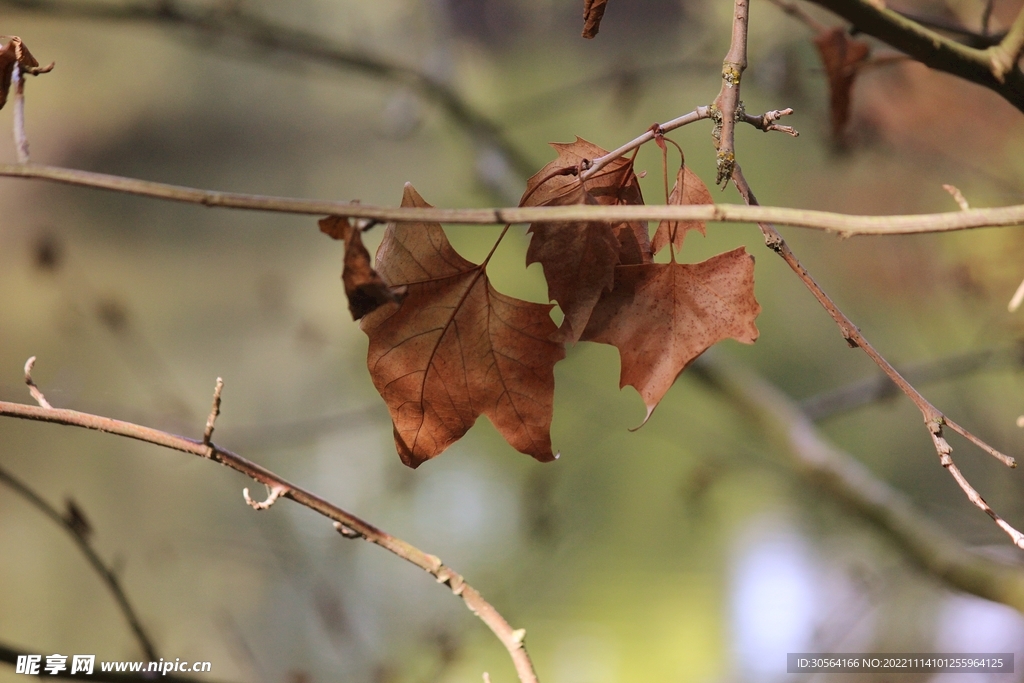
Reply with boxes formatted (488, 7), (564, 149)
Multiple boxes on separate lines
(0, 465), (160, 660)
(2, 162), (1024, 235)
(203, 377), (224, 446)
(803, 0), (1024, 112)
(24, 356), (51, 409)
(692, 353), (1024, 614)
(0, 370), (539, 683)
(706, 0), (1021, 545)
(12, 65), (29, 163)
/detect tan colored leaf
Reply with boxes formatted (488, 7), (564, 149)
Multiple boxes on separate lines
(652, 164), (713, 255)
(319, 215), (403, 320)
(581, 247), (760, 424)
(582, 0), (610, 38)
(521, 137), (650, 342)
(813, 27), (870, 141)
(360, 184), (565, 468)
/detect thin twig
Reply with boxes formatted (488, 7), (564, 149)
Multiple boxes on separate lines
(0, 465), (160, 661)
(12, 65), (29, 163)
(691, 353), (1024, 614)
(24, 356), (51, 409)
(0, 375), (539, 683)
(800, 341), (1024, 420)
(716, 0), (1022, 546)
(203, 377), (224, 446)
(3, 162), (1024, 234)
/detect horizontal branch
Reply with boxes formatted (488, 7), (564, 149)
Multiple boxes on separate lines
(0, 397), (538, 683)
(2, 163), (1024, 235)
(693, 353), (1024, 613)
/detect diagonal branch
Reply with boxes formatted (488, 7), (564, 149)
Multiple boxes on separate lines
(713, 0), (1024, 547)
(0, 465), (160, 661)
(3, 162), (1024, 234)
(0, 365), (539, 683)
(692, 353), (1024, 615)
(802, 0), (1024, 112)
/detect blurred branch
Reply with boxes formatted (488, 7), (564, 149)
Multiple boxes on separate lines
(692, 353), (1024, 614)
(0, 362), (540, 683)
(799, 0), (1024, 112)
(0, 643), (218, 683)
(716, 0), (1023, 547)
(0, 464), (159, 661)
(0, 0), (536, 179)
(801, 341), (1024, 420)
(4, 162), (1024, 234)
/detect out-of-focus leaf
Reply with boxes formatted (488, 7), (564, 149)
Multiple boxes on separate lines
(813, 27), (870, 142)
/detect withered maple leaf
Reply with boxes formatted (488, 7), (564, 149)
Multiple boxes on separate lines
(360, 184), (566, 468)
(581, 247), (760, 425)
(520, 137), (650, 342)
(651, 164), (713, 255)
(813, 27), (870, 142)
(320, 215), (404, 320)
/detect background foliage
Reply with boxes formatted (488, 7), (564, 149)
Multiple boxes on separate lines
(3, 1), (1024, 682)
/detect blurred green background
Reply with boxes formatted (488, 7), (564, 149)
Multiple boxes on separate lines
(3, 1), (1024, 682)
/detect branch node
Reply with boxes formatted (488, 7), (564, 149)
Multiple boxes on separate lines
(510, 628), (527, 646)
(23, 357), (52, 409)
(203, 377), (224, 446)
(333, 521), (364, 539)
(942, 184), (970, 211)
(243, 483), (288, 510)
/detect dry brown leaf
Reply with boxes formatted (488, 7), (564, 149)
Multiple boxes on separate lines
(360, 184), (565, 468)
(582, 0), (610, 38)
(581, 247), (760, 425)
(813, 27), (870, 142)
(651, 164), (713, 255)
(521, 137), (650, 342)
(319, 216), (403, 320)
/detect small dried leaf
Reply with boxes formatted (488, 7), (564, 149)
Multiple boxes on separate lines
(361, 185), (565, 467)
(652, 165), (713, 255)
(813, 27), (870, 142)
(581, 248), (760, 425)
(582, 0), (610, 38)
(320, 216), (403, 320)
